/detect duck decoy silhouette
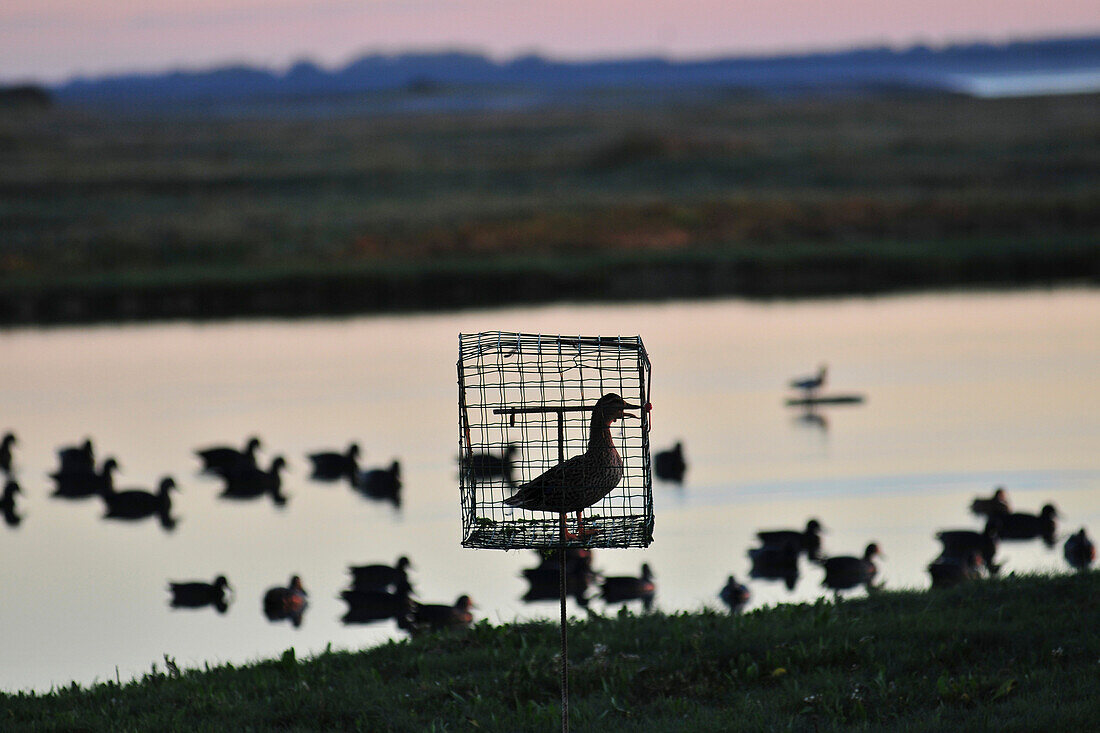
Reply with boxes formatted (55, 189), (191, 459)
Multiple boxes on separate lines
(719, 575), (750, 613)
(928, 550), (986, 589)
(263, 575), (308, 627)
(970, 486), (1010, 518)
(221, 456), (287, 505)
(521, 548), (595, 606)
(756, 518), (824, 561)
(103, 476), (177, 526)
(168, 575), (232, 613)
(349, 556), (413, 592)
(748, 542), (800, 590)
(56, 438), (95, 475)
(354, 460), (402, 506)
(1063, 528), (1095, 571)
(654, 441), (687, 484)
(989, 503), (1059, 547)
(463, 444), (518, 487)
(51, 456), (120, 499)
(196, 436), (261, 477)
(400, 594), (475, 634)
(504, 393), (638, 539)
(936, 526), (1000, 574)
(307, 443), (360, 482)
(0, 432), (15, 474)
(341, 578), (414, 625)
(789, 364), (827, 395)
(821, 543), (881, 594)
(1, 480), (21, 527)
(599, 563), (656, 611)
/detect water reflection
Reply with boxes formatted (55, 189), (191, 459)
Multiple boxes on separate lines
(340, 587), (413, 626)
(168, 575), (232, 614)
(748, 544), (801, 591)
(0, 432), (15, 475)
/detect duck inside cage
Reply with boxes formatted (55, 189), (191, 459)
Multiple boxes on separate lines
(458, 332), (653, 550)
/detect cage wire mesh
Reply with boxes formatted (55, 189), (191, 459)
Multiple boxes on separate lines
(458, 332), (652, 550)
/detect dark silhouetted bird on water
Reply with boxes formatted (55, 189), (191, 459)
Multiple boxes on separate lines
(970, 486), (1010, 518)
(600, 563), (656, 611)
(928, 550), (986, 589)
(196, 436), (261, 477)
(56, 438), (95, 475)
(341, 577), (414, 625)
(463, 444), (518, 487)
(504, 393), (638, 539)
(169, 575), (232, 613)
(1063, 528), (1095, 571)
(51, 457), (120, 500)
(103, 476), (177, 530)
(936, 526), (1000, 574)
(1, 480), (21, 527)
(0, 432), (15, 474)
(654, 441), (687, 483)
(989, 503), (1059, 547)
(221, 456), (287, 505)
(521, 548), (595, 606)
(354, 460), (402, 507)
(308, 443), (360, 482)
(719, 575), (750, 613)
(264, 575), (308, 627)
(349, 556), (413, 592)
(789, 364), (827, 396)
(821, 543), (881, 594)
(757, 518), (824, 561)
(401, 594), (475, 634)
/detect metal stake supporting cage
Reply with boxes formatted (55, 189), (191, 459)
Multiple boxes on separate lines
(458, 332), (653, 550)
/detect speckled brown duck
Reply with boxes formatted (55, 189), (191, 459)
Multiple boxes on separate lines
(504, 393), (638, 539)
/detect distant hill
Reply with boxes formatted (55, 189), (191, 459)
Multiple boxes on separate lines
(54, 36), (1100, 107)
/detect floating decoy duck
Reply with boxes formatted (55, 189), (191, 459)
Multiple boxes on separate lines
(308, 443), (360, 482)
(928, 550), (986, 589)
(654, 441), (687, 483)
(936, 526), (1000, 574)
(970, 486), (1010, 518)
(103, 476), (176, 522)
(1, 480), (20, 527)
(756, 518), (824, 561)
(221, 456), (287, 505)
(340, 579), (414, 625)
(401, 594), (475, 634)
(821, 543), (881, 594)
(354, 460), (402, 506)
(263, 575), (308, 627)
(196, 436), (261, 477)
(0, 432), (15, 474)
(719, 575), (750, 613)
(349, 556), (413, 592)
(504, 393), (638, 539)
(56, 438), (95, 475)
(168, 575), (232, 613)
(463, 444), (518, 487)
(790, 364), (827, 395)
(600, 563), (656, 611)
(1063, 528), (1095, 571)
(51, 456), (120, 499)
(988, 503), (1059, 547)
(521, 549), (595, 606)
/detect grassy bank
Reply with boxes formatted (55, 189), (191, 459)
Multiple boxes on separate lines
(4, 572), (1098, 731)
(1, 91), (1098, 323)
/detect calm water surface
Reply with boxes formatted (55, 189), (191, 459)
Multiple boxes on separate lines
(1, 289), (1098, 693)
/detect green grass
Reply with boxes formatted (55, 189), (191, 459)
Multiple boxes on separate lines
(4, 572), (1098, 731)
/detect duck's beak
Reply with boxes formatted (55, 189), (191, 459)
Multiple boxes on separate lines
(621, 401), (640, 419)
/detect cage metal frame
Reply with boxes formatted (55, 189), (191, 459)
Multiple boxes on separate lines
(458, 332), (652, 550)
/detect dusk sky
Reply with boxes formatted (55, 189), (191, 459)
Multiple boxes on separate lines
(2, 0), (1098, 83)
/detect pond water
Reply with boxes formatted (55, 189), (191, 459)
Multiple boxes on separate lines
(1, 288), (1098, 693)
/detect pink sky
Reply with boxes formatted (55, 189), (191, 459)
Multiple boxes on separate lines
(2, 0), (1098, 83)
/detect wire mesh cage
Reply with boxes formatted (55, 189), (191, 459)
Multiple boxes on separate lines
(458, 332), (652, 550)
